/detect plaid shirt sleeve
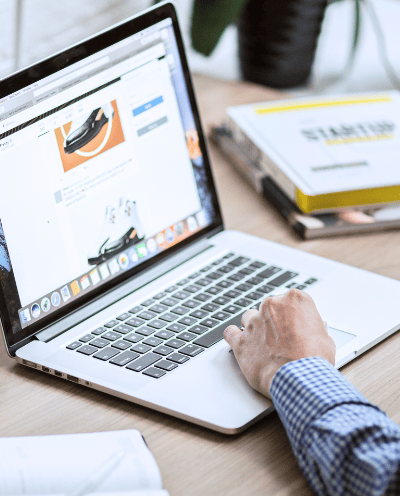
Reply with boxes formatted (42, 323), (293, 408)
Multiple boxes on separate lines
(270, 357), (400, 496)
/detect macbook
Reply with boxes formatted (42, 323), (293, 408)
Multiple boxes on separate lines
(1, 2), (399, 433)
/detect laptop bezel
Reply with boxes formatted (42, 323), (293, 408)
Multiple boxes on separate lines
(0, 2), (224, 354)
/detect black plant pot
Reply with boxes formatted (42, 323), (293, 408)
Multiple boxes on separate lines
(238, 0), (328, 88)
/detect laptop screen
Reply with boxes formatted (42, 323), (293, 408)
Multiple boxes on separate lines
(0, 6), (222, 349)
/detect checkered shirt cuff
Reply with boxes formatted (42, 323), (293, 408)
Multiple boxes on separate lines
(269, 357), (378, 451)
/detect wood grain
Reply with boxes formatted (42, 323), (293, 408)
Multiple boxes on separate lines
(1, 74), (399, 496)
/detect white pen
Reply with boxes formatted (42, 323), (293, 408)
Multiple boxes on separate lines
(66, 450), (126, 496)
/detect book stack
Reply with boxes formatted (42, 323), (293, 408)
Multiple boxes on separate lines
(211, 91), (400, 239)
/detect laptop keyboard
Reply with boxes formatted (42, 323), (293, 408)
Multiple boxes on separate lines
(66, 253), (318, 379)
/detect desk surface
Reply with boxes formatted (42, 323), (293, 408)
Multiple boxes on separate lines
(1, 75), (400, 496)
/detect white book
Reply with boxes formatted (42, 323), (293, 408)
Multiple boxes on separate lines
(0, 430), (169, 496)
(227, 91), (400, 214)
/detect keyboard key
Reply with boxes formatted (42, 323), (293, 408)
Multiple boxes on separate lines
(201, 303), (220, 312)
(165, 338), (186, 349)
(167, 353), (190, 364)
(216, 279), (233, 288)
(126, 317), (146, 327)
(199, 265), (212, 272)
(114, 324), (132, 334)
(190, 310), (209, 319)
(258, 266), (282, 279)
(258, 285), (275, 294)
(102, 331), (121, 341)
(126, 353), (161, 372)
(66, 341), (81, 350)
(153, 345), (175, 356)
(171, 306), (190, 316)
(224, 305), (242, 314)
(92, 327), (106, 335)
(143, 367), (166, 379)
(178, 316), (198, 326)
(212, 296), (231, 305)
(182, 299), (201, 309)
(236, 283), (252, 292)
(172, 291), (190, 300)
(128, 306), (143, 314)
(206, 271), (224, 280)
(161, 297), (180, 307)
(223, 252), (235, 259)
(166, 323), (186, 333)
(194, 293), (212, 302)
(149, 304), (168, 314)
(136, 312), (156, 321)
(188, 271), (202, 279)
(195, 278), (212, 287)
(286, 282), (297, 289)
(159, 313), (177, 322)
(104, 320), (119, 328)
(296, 285), (307, 290)
(155, 360), (178, 371)
(235, 298), (253, 307)
(217, 265), (235, 273)
(212, 258), (224, 265)
(205, 286), (223, 295)
(246, 291), (264, 301)
(143, 336), (164, 347)
(246, 276), (264, 286)
(124, 333), (143, 343)
(224, 290), (241, 299)
(90, 338), (109, 348)
(111, 340), (131, 351)
(212, 311), (231, 321)
(200, 318), (219, 328)
(177, 278), (191, 286)
(189, 325), (208, 335)
(268, 271), (299, 287)
(93, 348), (120, 360)
(249, 261), (266, 268)
(194, 313), (243, 348)
(179, 344), (204, 357)
(184, 284), (201, 293)
(116, 313), (131, 321)
(228, 256), (250, 267)
(153, 292), (166, 300)
(76, 345), (97, 355)
(177, 331), (197, 342)
(142, 298), (156, 306)
(79, 334), (94, 343)
(135, 326), (154, 336)
(305, 278), (318, 285)
(165, 285), (178, 293)
(238, 267), (256, 276)
(147, 320), (166, 330)
(131, 343), (152, 354)
(109, 351), (140, 366)
(155, 330), (175, 340)
(230, 273), (250, 283)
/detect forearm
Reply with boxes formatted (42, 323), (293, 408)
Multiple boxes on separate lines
(270, 358), (400, 496)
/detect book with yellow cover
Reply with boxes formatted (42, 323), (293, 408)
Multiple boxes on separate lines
(227, 91), (400, 214)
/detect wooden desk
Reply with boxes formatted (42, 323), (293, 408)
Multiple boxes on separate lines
(1, 75), (400, 496)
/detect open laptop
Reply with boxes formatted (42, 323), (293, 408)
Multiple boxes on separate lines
(1, 2), (399, 434)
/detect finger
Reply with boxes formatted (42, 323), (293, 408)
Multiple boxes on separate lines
(241, 309), (259, 328)
(223, 325), (242, 351)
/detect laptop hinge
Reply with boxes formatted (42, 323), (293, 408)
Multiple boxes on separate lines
(35, 237), (215, 343)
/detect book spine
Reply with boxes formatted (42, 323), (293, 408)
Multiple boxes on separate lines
(226, 115), (299, 203)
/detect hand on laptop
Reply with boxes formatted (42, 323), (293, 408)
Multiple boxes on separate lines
(223, 289), (335, 398)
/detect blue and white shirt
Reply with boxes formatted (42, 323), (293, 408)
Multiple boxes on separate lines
(270, 358), (400, 495)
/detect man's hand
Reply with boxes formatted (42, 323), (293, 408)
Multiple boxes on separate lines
(223, 289), (335, 398)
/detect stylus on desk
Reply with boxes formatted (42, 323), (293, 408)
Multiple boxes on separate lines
(66, 450), (125, 496)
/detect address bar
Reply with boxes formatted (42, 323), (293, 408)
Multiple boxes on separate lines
(33, 56), (110, 97)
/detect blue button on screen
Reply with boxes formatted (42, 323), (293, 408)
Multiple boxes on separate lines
(133, 96), (164, 117)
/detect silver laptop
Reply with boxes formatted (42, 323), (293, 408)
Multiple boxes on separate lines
(1, 2), (399, 434)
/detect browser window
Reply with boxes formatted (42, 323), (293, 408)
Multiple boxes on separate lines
(0, 19), (217, 331)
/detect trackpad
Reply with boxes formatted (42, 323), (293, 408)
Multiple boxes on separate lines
(328, 326), (356, 349)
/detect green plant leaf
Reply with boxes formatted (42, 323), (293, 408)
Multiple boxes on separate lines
(191, 0), (248, 56)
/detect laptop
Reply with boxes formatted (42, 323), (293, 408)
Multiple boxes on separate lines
(1, 2), (399, 434)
